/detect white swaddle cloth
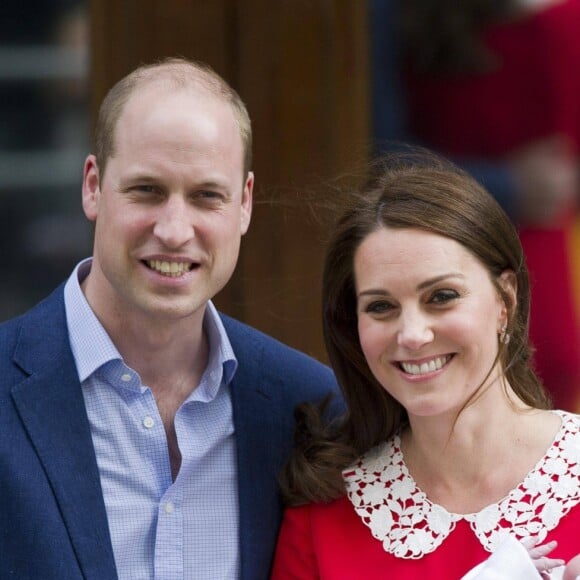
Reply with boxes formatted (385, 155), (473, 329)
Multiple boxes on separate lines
(461, 536), (565, 580)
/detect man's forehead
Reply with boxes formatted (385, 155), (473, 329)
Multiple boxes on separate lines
(118, 82), (232, 128)
(108, 84), (245, 174)
(129, 74), (220, 105)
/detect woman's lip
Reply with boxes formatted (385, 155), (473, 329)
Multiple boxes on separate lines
(396, 354), (453, 376)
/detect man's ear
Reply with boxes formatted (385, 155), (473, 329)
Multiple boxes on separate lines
(240, 171), (254, 235)
(82, 155), (101, 222)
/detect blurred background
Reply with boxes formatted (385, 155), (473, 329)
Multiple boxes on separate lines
(1, 0), (579, 410)
(0, 0), (91, 319)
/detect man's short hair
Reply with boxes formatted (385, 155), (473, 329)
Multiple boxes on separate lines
(94, 57), (253, 178)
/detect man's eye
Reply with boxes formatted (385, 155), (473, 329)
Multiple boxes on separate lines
(134, 185), (156, 193)
(191, 191), (226, 205)
(197, 190), (222, 200)
(430, 289), (459, 304)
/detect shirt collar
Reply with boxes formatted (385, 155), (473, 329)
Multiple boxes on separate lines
(64, 258), (238, 391)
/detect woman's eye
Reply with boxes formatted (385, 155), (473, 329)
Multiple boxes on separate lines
(364, 301), (394, 314)
(430, 289), (459, 304)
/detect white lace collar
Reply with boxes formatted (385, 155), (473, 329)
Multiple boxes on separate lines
(343, 411), (580, 559)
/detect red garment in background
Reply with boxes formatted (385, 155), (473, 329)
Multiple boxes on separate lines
(405, 0), (580, 410)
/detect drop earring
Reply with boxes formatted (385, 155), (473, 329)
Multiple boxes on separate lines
(499, 324), (510, 344)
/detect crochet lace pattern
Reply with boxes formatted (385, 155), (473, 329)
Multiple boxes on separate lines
(343, 411), (580, 559)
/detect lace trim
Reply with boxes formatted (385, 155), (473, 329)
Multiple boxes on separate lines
(343, 411), (580, 559)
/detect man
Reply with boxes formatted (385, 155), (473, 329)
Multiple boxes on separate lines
(0, 58), (338, 580)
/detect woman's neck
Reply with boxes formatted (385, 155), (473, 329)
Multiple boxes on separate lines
(399, 389), (558, 513)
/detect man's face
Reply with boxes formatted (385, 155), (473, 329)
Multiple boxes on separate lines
(81, 85), (253, 328)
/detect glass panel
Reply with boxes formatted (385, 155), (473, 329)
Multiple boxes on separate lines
(0, 1), (91, 320)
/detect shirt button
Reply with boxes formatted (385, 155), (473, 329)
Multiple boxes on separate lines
(143, 416), (155, 429)
(121, 373), (132, 382)
(164, 502), (174, 514)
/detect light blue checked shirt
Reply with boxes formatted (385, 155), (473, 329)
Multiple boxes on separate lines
(64, 259), (240, 579)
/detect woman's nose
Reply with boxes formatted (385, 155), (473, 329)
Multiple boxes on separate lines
(396, 310), (434, 350)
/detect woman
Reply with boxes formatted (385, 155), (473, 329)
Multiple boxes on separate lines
(272, 153), (580, 579)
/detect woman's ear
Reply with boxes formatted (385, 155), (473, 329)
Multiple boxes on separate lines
(498, 269), (518, 327)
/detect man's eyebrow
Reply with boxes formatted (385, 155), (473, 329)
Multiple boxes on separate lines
(122, 175), (230, 191)
(124, 174), (157, 182)
(195, 180), (229, 190)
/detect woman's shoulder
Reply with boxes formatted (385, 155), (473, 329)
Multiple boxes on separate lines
(552, 409), (580, 431)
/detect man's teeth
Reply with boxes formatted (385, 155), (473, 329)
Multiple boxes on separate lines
(400, 356), (450, 376)
(147, 260), (191, 277)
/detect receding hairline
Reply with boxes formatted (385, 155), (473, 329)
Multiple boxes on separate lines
(126, 60), (236, 100)
(119, 74), (240, 124)
(95, 58), (253, 175)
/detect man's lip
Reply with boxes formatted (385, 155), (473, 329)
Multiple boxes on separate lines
(141, 255), (200, 263)
(141, 258), (201, 277)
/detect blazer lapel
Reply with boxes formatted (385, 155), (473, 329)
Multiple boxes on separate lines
(11, 290), (118, 580)
(225, 318), (285, 580)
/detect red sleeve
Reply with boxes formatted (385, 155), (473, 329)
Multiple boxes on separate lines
(271, 504), (319, 580)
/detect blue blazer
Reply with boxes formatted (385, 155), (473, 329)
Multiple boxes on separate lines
(0, 285), (339, 579)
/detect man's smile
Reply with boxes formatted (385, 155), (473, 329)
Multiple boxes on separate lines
(144, 259), (198, 277)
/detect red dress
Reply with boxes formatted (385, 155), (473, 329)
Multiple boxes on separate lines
(404, 0), (580, 410)
(272, 412), (580, 579)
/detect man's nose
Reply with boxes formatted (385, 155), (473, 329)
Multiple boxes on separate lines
(396, 309), (434, 350)
(153, 196), (195, 248)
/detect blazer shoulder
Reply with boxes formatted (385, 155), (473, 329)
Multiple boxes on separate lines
(219, 313), (340, 412)
(0, 284), (69, 375)
(220, 313), (334, 377)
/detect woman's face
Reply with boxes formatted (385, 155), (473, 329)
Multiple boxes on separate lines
(354, 226), (510, 419)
